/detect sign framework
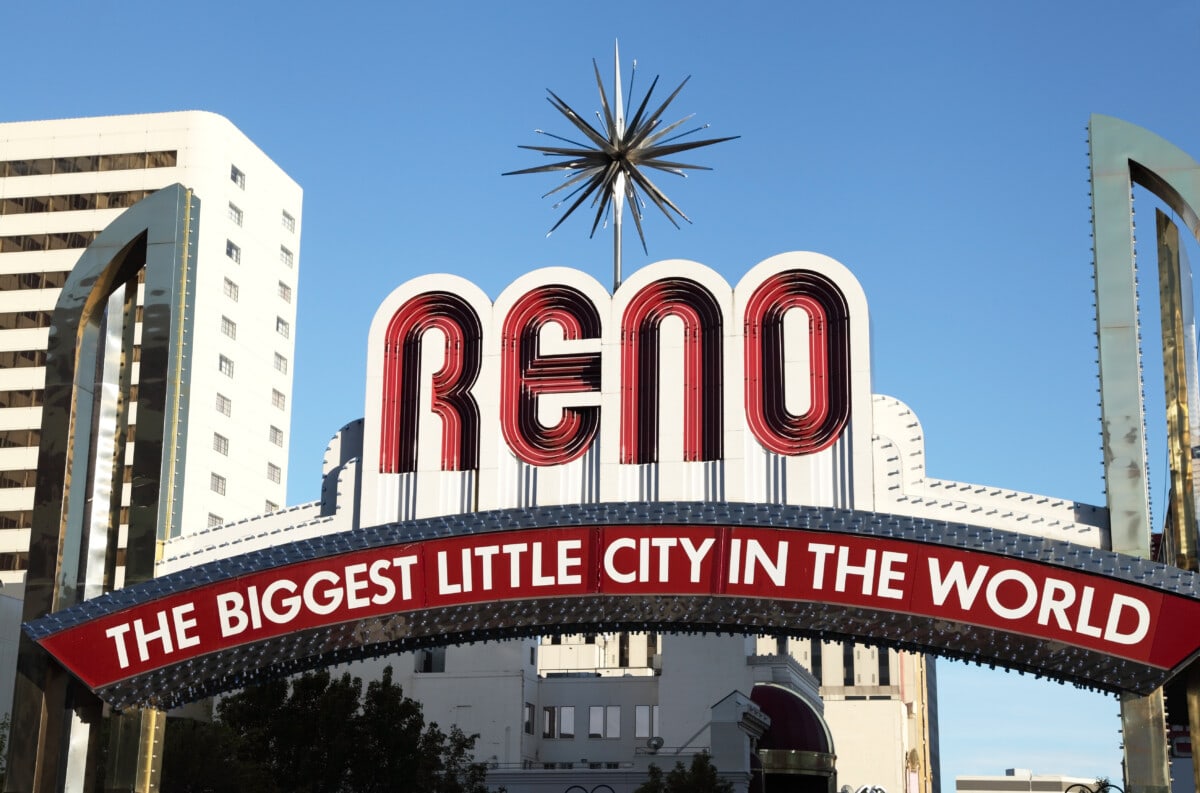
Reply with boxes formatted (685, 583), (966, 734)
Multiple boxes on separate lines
(27, 501), (1200, 709)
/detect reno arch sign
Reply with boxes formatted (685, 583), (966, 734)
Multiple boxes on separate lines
(25, 252), (1200, 709)
(361, 253), (870, 524)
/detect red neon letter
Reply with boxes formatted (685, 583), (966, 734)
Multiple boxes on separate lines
(500, 285), (601, 466)
(379, 292), (481, 473)
(744, 270), (850, 456)
(620, 278), (723, 464)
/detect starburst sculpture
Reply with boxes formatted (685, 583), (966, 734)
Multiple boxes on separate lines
(505, 42), (737, 287)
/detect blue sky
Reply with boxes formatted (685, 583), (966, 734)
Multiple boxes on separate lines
(8, 0), (1200, 786)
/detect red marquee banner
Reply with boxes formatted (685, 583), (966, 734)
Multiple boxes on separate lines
(28, 516), (1200, 707)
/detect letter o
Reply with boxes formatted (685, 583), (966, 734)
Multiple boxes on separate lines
(985, 569), (1038, 620)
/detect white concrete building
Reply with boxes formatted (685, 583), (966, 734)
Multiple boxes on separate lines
(0, 111), (303, 594)
(957, 768), (1099, 793)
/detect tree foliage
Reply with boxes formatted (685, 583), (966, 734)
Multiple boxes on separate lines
(0, 712), (8, 790)
(161, 667), (497, 793)
(634, 753), (734, 793)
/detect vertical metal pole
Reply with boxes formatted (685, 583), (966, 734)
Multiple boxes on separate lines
(1157, 210), (1200, 793)
(1121, 691), (1171, 793)
(613, 188), (623, 291)
(612, 41), (626, 293)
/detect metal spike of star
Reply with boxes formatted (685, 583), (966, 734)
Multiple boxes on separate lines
(504, 42), (738, 288)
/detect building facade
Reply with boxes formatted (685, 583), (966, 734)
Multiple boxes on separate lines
(0, 111), (302, 568)
(956, 769), (1097, 793)
(0, 111), (302, 716)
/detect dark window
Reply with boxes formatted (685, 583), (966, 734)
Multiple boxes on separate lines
(0, 428), (39, 448)
(0, 233), (98, 254)
(0, 551), (29, 570)
(879, 650), (891, 686)
(0, 311), (52, 330)
(843, 642), (855, 686)
(0, 511), (30, 529)
(415, 647), (446, 673)
(0, 389), (44, 408)
(0, 151), (174, 178)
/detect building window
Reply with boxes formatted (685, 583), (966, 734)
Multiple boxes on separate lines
(559, 706), (575, 739)
(276, 317), (290, 338)
(220, 316), (236, 339)
(267, 463), (281, 484)
(588, 706), (603, 738)
(542, 707), (556, 739)
(210, 473), (226, 495)
(635, 705), (651, 739)
(879, 650), (891, 687)
(265, 500), (278, 513)
(278, 281), (292, 302)
(273, 353), (288, 374)
(635, 705), (660, 739)
(415, 647), (446, 673)
(606, 706), (620, 738)
(213, 433), (229, 456)
(269, 425), (284, 447)
(226, 240), (240, 263)
(523, 703), (535, 735)
(271, 389), (286, 410)
(223, 277), (239, 301)
(811, 641), (822, 685)
(843, 643), (855, 686)
(230, 165), (245, 189)
(207, 513), (223, 528)
(215, 393), (232, 416)
(280, 246), (293, 268)
(228, 202), (243, 226)
(282, 210), (295, 232)
(0, 150), (177, 178)
(218, 355), (235, 377)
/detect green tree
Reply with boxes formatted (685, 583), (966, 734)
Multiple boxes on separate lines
(160, 716), (277, 793)
(0, 712), (9, 790)
(634, 763), (665, 793)
(161, 667), (498, 793)
(635, 753), (733, 793)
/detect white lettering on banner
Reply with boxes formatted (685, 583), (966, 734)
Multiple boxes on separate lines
(80, 528), (1171, 683)
(727, 539), (789, 586)
(215, 556), (419, 638)
(104, 603), (200, 670)
(927, 558), (1151, 645)
(603, 536), (717, 584)
(439, 540), (585, 593)
(806, 543), (909, 599)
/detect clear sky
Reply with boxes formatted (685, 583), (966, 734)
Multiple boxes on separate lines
(6, 0), (1200, 787)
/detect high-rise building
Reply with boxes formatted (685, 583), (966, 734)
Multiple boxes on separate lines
(0, 111), (302, 592)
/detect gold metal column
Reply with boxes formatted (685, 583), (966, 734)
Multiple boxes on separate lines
(4, 186), (197, 792)
(1157, 210), (1200, 793)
